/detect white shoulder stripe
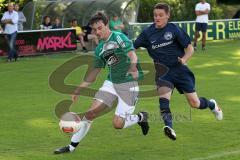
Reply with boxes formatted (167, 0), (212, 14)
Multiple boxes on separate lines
(116, 35), (126, 48)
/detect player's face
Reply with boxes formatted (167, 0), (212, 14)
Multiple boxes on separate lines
(154, 9), (169, 28)
(91, 21), (110, 40)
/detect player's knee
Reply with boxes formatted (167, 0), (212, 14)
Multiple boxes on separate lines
(188, 99), (200, 108)
(112, 118), (124, 129)
(113, 121), (124, 129)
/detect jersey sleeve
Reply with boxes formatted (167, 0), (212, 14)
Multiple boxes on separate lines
(175, 25), (191, 48)
(207, 3), (211, 11)
(1, 12), (8, 21)
(133, 30), (148, 49)
(116, 33), (134, 54)
(195, 4), (200, 11)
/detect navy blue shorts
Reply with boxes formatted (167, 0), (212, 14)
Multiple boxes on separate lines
(155, 64), (195, 94)
(195, 23), (208, 32)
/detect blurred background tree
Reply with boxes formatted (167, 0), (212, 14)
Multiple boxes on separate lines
(0, 0), (239, 24)
(138, 0), (240, 22)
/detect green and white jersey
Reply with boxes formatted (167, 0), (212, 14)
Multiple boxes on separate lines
(94, 31), (143, 84)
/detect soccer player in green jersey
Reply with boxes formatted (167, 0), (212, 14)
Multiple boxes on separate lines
(54, 11), (149, 154)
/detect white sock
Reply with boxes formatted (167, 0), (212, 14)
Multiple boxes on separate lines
(70, 118), (92, 146)
(123, 114), (140, 128)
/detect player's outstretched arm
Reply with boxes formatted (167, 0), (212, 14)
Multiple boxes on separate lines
(72, 68), (102, 103)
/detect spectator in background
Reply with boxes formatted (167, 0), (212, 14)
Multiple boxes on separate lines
(82, 23), (99, 46)
(14, 4), (26, 31)
(52, 17), (63, 29)
(193, 0), (211, 51)
(109, 14), (124, 33)
(40, 16), (52, 30)
(1, 2), (19, 62)
(71, 19), (87, 52)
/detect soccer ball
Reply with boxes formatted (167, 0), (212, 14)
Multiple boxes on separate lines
(59, 112), (83, 133)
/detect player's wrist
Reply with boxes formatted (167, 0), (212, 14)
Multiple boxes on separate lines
(129, 64), (138, 72)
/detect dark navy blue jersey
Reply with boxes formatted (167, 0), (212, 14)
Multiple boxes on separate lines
(134, 23), (191, 67)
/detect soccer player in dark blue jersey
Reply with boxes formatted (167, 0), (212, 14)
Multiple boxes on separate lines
(134, 3), (223, 140)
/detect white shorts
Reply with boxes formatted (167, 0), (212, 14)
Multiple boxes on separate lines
(94, 80), (139, 118)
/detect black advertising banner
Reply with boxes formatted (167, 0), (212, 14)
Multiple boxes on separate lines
(0, 29), (77, 56)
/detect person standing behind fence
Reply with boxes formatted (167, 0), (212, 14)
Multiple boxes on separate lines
(40, 16), (52, 30)
(193, 0), (210, 51)
(1, 3), (19, 62)
(109, 14), (124, 33)
(14, 4), (26, 31)
(52, 17), (63, 29)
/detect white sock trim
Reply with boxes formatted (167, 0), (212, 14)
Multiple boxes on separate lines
(69, 145), (75, 152)
(123, 114), (139, 128)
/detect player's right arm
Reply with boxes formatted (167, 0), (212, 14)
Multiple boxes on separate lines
(133, 30), (148, 49)
(72, 68), (102, 103)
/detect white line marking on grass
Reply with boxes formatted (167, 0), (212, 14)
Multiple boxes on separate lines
(191, 149), (240, 160)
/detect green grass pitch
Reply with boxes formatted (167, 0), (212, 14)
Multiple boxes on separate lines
(0, 40), (239, 160)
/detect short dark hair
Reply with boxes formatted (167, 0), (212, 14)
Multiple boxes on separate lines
(71, 19), (77, 23)
(89, 11), (109, 26)
(154, 3), (170, 14)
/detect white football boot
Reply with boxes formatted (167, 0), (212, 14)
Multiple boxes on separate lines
(210, 99), (223, 120)
(163, 126), (176, 140)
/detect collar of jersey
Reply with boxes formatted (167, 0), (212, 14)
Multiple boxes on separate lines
(103, 31), (113, 42)
(98, 32), (113, 56)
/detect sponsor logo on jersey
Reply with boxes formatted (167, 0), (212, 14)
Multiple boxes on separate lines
(152, 41), (173, 49)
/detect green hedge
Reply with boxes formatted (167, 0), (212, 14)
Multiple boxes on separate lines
(138, 0), (225, 22)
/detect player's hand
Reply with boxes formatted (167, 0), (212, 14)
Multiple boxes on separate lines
(72, 89), (80, 103)
(127, 65), (139, 80)
(178, 57), (187, 65)
(71, 94), (79, 103)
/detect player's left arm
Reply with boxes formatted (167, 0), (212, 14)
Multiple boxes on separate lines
(175, 25), (194, 65)
(178, 44), (194, 65)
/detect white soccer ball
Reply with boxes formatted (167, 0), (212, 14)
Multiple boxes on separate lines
(59, 112), (84, 133)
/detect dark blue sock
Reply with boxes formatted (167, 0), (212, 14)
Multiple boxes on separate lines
(159, 98), (173, 128)
(70, 142), (79, 148)
(199, 97), (215, 110)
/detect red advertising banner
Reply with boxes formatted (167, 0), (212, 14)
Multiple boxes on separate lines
(0, 28), (77, 56)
